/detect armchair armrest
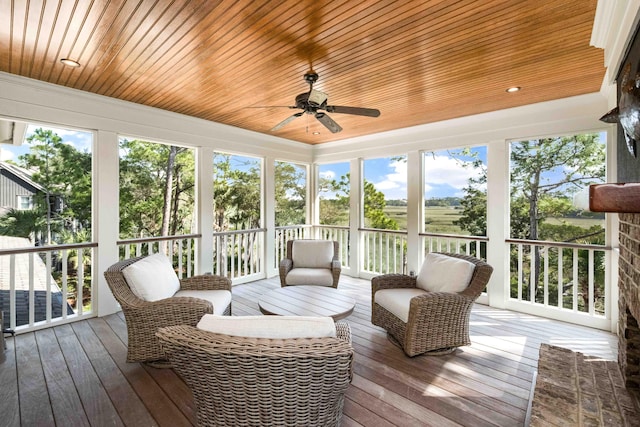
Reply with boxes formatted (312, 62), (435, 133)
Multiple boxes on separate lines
(179, 274), (231, 291)
(371, 274), (417, 295)
(128, 296), (214, 325)
(331, 259), (342, 271)
(335, 321), (351, 344)
(279, 258), (293, 286)
(408, 292), (475, 322)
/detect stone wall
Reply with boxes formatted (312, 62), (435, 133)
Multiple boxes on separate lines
(618, 213), (640, 405)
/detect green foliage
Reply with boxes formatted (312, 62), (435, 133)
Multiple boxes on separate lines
(0, 208), (47, 243)
(213, 154), (261, 230)
(274, 161), (306, 226)
(119, 139), (195, 238)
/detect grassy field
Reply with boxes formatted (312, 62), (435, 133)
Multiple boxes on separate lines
(383, 206), (605, 235)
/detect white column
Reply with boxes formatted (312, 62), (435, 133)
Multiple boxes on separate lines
(486, 139), (509, 308)
(350, 158), (362, 277)
(196, 147), (214, 275)
(264, 157), (277, 277)
(95, 130), (120, 316)
(406, 150), (423, 275)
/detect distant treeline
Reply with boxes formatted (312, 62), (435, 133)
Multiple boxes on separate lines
(385, 198), (462, 207)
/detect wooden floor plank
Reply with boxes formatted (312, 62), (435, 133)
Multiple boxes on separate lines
(54, 324), (124, 426)
(0, 334), (20, 427)
(71, 320), (158, 427)
(35, 328), (90, 426)
(88, 317), (192, 427)
(15, 332), (55, 426)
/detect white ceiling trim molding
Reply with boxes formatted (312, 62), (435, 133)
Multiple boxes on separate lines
(0, 72), (312, 162)
(591, 0), (640, 91)
(313, 92), (609, 162)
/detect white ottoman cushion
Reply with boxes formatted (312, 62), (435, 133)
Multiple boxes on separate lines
(197, 314), (337, 338)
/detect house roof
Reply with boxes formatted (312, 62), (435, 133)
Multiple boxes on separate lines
(0, 162), (45, 193)
(0, 1), (605, 145)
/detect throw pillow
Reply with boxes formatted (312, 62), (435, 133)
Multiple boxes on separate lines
(416, 253), (475, 293)
(122, 253), (180, 301)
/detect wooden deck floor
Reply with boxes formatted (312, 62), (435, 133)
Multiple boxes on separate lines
(0, 276), (618, 426)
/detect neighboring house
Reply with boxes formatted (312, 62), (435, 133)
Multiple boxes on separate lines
(0, 161), (63, 217)
(0, 161), (43, 216)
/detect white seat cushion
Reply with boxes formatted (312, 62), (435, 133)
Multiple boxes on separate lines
(173, 289), (232, 315)
(374, 288), (428, 323)
(285, 268), (334, 286)
(122, 253), (180, 301)
(416, 253), (475, 293)
(292, 240), (333, 268)
(197, 314), (337, 338)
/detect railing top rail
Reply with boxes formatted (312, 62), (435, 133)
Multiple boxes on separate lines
(117, 234), (202, 245)
(420, 232), (489, 241)
(506, 238), (611, 250)
(0, 241), (98, 256)
(214, 228), (266, 236)
(315, 225), (350, 230)
(359, 227), (408, 235)
(275, 225), (313, 230)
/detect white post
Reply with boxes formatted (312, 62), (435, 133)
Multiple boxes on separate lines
(95, 130), (120, 316)
(406, 150), (422, 275)
(264, 157), (277, 277)
(486, 139), (509, 308)
(197, 147), (214, 275)
(350, 158), (362, 277)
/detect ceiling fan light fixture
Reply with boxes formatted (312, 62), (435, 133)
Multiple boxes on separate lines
(308, 89), (328, 106)
(506, 86), (521, 93)
(60, 58), (81, 67)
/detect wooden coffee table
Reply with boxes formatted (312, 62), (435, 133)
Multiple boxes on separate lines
(258, 285), (356, 321)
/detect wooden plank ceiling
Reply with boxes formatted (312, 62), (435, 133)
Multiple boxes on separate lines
(0, 0), (604, 145)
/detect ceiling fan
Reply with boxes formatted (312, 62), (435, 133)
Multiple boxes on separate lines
(269, 70), (380, 133)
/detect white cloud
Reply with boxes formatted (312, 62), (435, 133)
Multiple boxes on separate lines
(0, 149), (14, 161)
(424, 155), (483, 190)
(372, 160), (407, 198)
(319, 170), (335, 179)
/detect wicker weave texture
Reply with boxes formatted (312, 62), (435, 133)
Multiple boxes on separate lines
(371, 252), (493, 357)
(104, 256), (232, 363)
(157, 321), (354, 427)
(279, 240), (341, 288)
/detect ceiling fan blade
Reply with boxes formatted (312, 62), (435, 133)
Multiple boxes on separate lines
(315, 112), (343, 133)
(325, 105), (381, 117)
(271, 112), (303, 131)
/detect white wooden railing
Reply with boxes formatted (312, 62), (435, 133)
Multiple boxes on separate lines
(214, 228), (265, 281)
(0, 242), (97, 333)
(360, 228), (408, 275)
(420, 232), (488, 259)
(506, 239), (611, 329)
(117, 234), (200, 279)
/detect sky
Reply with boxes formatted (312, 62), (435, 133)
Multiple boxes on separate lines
(0, 124), (93, 162)
(318, 147), (487, 200)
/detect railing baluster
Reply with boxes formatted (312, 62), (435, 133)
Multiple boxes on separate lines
(588, 249), (595, 315)
(557, 247), (563, 309)
(46, 251), (52, 323)
(9, 255), (16, 330)
(77, 248), (84, 316)
(517, 244), (523, 301)
(543, 246), (549, 307)
(62, 250), (68, 320)
(28, 253), (34, 327)
(572, 249), (579, 312)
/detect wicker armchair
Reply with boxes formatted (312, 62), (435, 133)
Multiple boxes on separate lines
(279, 239), (341, 288)
(371, 252), (493, 357)
(104, 255), (232, 365)
(157, 320), (354, 427)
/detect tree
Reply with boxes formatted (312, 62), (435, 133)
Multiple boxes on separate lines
(19, 128), (92, 244)
(0, 208), (47, 244)
(213, 154), (261, 230)
(274, 161), (306, 226)
(119, 139), (195, 239)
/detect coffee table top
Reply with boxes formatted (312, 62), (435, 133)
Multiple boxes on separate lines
(258, 285), (356, 321)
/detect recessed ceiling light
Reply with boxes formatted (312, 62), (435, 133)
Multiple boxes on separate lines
(506, 86), (521, 93)
(312, 131), (321, 135)
(60, 58), (81, 67)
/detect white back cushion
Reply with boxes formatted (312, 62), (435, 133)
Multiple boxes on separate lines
(292, 240), (333, 268)
(122, 253), (180, 301)
(197, 314), (337, 338)
(416, 253), (475, 293)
